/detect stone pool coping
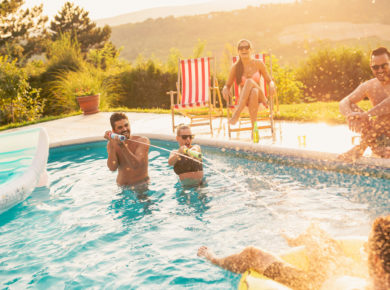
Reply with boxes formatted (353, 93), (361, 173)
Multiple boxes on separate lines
(50, 133), (390, 179)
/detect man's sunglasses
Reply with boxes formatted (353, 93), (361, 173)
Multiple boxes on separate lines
(180, 134), (194, 140)
(371, 62), (389, 71)
(238, 45), (251, 51)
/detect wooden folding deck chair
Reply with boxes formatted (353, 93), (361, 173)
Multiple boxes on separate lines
(167, 57), (223, 135)
(226, 53), (279, 139)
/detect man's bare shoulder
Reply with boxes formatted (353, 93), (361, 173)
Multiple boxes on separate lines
(360, 78), (379, 89)
(131, 135), (150, 145)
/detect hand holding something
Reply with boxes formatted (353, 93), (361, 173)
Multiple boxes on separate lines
(269, 85), (277, 98)
(104, 130), (112, 140)
(347, 112), (369, 133)
(178, 145), (187, 155)
(222, 86), (231, 102)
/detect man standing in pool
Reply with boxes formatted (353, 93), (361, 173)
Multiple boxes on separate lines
(168, 124), (203, 186)
(104, 113), (150, 187)
(339, 46), (390, 161)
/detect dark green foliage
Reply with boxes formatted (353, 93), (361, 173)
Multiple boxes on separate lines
(33, 34), (85, 115)
(0, 0), (48, 63)
(113, 61), (176, 109)
(296, 46), (372, 102)
(50, 2), (111, 54)
(0, 56), (44, 124)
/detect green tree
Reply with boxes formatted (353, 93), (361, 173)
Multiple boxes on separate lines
(87, 42), (121, 71)
(165, 47), (182, 74)
(50, 2), (111, 53)
(296, 46), (371, 102)
(0, 56), (44, 124)
(0, 0), (47, 62)
(271, 56), (305, 104)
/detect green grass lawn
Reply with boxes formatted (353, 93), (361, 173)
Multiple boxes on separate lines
(0, 101), (372, 132)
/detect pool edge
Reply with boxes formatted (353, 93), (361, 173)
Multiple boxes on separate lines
(49, 134), (390, 178)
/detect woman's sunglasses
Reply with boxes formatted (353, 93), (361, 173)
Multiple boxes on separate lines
(238, 45), (251, 51)
(180, 134), (194, 140)
(371, 62), (389, 71)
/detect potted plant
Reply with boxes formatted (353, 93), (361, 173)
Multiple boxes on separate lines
(50, 68), (104, 115)
(75, 87), (100, 115)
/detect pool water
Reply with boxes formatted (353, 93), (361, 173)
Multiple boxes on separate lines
(1, 140), (390, 289)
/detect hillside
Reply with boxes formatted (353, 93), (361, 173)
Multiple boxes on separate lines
(96, 0), (288, 27)
(109, 0), (390, 65)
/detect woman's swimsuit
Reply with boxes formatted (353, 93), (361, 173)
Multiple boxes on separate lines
(240, 71), (261, 86)
(173, 155), (203, 175)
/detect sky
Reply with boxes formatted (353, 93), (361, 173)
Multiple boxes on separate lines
(23, 0), (291, 20)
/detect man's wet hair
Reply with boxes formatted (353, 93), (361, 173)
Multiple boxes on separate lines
(110, 112), (128, 129)
(371, 47), (390, 58)
(176, 124), (191, 136)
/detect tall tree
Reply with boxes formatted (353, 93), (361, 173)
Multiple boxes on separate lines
(50, 2), (111, 53)
(0, 0), (48, 62)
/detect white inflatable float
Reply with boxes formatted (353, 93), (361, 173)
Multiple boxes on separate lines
(0, 127), (49, 214)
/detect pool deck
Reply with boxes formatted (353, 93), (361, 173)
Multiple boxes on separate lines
(2, 112), (390, 173)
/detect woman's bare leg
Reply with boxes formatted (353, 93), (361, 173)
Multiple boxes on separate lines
(248, 88), (259, 128)
(197, 245), (278, 274)
(229, 79), (257, 125)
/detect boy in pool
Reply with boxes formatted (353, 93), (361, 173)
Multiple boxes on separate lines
(168, 124), (203, 186)
(198, 216), (390, 289)
(104, 113), (150, 188)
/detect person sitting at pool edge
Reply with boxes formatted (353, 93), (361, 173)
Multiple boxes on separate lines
(168, 124), (203, 185)
(339, 46), (390, 161)
(104, 112), (150, 187)
(198, 216), (390, 290)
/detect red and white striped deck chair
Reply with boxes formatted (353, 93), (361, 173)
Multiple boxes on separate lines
(227, 53), (279, 139)
(167, 57), (223, 135)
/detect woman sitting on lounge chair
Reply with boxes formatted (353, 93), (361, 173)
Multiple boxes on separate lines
(222, 39), (276, 127)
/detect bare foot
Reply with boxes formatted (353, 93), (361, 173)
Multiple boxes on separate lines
(259, 95), (269, 109)
(337, 145), (365, 162)
(229, 114), (240, 125)
(197, 246), (217, 262)
(280, 230), (297, 247)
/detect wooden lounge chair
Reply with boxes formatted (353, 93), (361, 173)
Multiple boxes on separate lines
(226, 53), (279, 139)
(167, 57), (223, 135)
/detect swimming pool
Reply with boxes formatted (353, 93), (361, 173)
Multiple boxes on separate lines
(1, 139), (389, 288)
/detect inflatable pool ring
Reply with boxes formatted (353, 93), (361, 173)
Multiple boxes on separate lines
(238, 238), (367, 290)
(0, 128), (49, 214)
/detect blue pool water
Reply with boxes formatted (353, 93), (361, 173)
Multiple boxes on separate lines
(1, 140), (390, 289)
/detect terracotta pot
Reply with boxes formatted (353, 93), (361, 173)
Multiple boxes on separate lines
(76, 94), (100, 115)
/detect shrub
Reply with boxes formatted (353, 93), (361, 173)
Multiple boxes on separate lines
(271, 56), (305, 104)
(0, 56), (44, 125)
(36, 34), (85, 115)
(113, 60), (176, 109)
(49, 66), (113, 111)
(296, 46), (371, 102)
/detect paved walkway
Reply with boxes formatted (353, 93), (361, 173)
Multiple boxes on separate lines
(3, 111), (360, 155)
(3, 111), (390, 174)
